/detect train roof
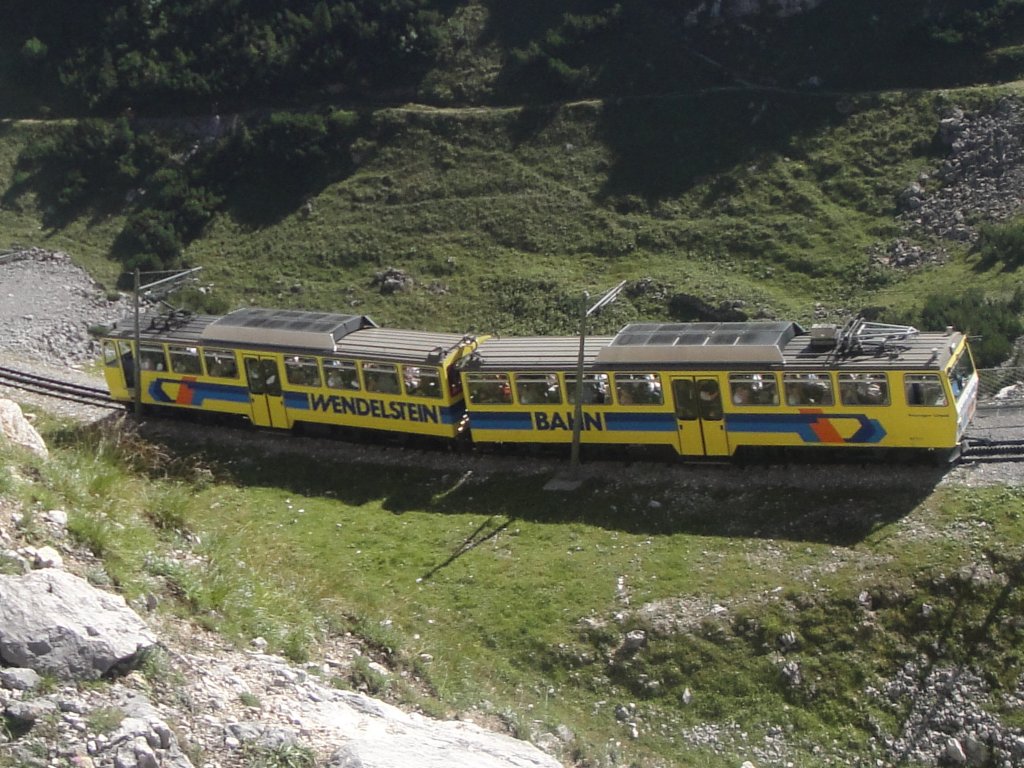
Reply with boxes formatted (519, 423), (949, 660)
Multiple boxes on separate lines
(598, 321), (801, 365)
(103, 308), (376, 348)
(466, 320), (968, 372)
(102, 308), (478, 365)
(333, 328), (481, 365)
(200, 308), (377, 348)
(464, 336), (615, 372)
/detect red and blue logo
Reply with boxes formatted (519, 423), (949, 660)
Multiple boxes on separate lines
(726, 409), (886, 443)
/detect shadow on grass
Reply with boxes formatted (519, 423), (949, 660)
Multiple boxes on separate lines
(127, 418), (946, 547)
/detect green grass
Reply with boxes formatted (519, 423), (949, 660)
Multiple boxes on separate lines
(6, 417), (1024, 767)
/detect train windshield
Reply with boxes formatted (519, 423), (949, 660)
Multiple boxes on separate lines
(948, 344), (977, 400)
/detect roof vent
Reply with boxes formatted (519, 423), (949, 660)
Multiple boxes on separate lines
(809, 324), (840, 350)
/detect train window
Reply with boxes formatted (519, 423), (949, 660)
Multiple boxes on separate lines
(615, 374), (663, 405)
(566, 373), (610, 404)
(404, 365), (442, 399)
(905, 374), (947, 407)
(245, 358), (281, 396)
(117, 342), (136, 387)
(446, 365), (463, 398)
(949, 347), (976, 399)
(203, 348), (239, 379)
(323, 358), (360, 391)
(838, 373), (888, 406)
(139, 345), (167, 372)
(284, 356), (322, 387)
(466, 373), (512, 405)
(697, 379), (723, 420)
(102, 341), (118, 367)
(783, 373), (833, 406)
(672, 380), (699, 420)
(728, 373), (778, 406)
(515, 373), (561, 405)
(169, 346), (202, 375)
(363, 362), (401, 395)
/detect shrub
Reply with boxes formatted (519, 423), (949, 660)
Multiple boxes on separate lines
(916, 288), (1024, 367)
(977, 217), (1024, 269)
(115, 209), (184, 269)
(20, 37), (48, 62)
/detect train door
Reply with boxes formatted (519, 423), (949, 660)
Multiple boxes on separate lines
(243, 356), (289, 429)
(670, 376), (729, 457)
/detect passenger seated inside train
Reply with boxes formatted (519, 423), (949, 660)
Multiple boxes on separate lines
(729, 374), (777, 406)
(285, 356), (321, 387)
(516, 374), (561, 405)
(364, 368), (401, 394)
(785, 375), (833, 406)
(615, 374), (663, 405)
(206, 355), (238, 378)
(567, 374), (609, 405)
(139, 347), (166, 371)
(839, 374), (888, 406)
(403, 366), (442, 398)
(905, 376), (947, 406)
(731, 384), (752, 405)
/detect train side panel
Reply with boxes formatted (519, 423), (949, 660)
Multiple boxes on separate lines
(462, 370), (681, 451)
(101, 329), (480, 439)
(101, 339), (260, 421)
(463, 366), (970, 457)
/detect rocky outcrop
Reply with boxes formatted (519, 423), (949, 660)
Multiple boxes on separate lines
(0, 399), (48, 459)
(0, 492), (563, 767)
(899, 99), (1024, 244)
(0, 568), (157, 680)
(0, 248), (128, 366)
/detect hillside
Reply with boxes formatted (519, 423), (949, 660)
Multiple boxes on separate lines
(0, 1), (1022, 353)
(3, 3), (1024, 767)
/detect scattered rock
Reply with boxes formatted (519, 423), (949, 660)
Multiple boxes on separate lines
(0, 399), (49, 459)
(372, 267), (413, 295)
(897, 98), (1024, 247)
(0, 568), (158, 680)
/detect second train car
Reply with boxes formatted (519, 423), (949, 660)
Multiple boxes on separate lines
(459, 318), (977, 460)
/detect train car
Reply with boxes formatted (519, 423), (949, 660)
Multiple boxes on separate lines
(96, 307), (482, 439)
(459, 318), (978, 460)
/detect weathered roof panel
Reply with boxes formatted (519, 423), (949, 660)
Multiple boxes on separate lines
(334, 328), (479, 365)
(200, 308), (375, 349)
(597, 322), (801, 365)
(466, 336), (615, 371)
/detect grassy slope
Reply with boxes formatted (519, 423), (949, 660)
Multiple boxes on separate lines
(5, 85), (1024, 335)
(7, 418), (1024, 768)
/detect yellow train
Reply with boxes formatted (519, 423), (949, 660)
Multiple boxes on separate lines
(97, 308), (482, 439)
(96, 311), (978, 461)
(458, 318), (978, 460)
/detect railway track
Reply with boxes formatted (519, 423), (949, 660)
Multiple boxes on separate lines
(0, 365), (121, 410)
(960, 437), (1024, 463)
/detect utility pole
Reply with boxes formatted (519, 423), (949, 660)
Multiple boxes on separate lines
(567, 280), (627, 481)
(133, 268), (142, 417)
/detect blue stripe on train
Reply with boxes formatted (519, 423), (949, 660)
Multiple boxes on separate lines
(467, 411), (535, 430)
(470, 410), (678, 433)
(604, 412), (677, 432)
(284, 391), (308, 410)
